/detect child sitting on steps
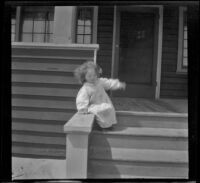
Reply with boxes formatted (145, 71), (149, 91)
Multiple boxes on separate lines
(74, 61), (126, 129)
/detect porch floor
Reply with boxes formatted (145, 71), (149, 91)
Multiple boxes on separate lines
(112, 98), (188, 114)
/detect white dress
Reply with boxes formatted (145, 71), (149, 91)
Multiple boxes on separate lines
(76, 78), (122, 128)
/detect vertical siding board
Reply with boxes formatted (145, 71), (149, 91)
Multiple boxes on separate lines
(97, 7), (114, 77)
(160, 6), (187, 98)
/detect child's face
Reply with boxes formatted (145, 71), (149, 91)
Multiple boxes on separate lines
(85, 68), (98, 84)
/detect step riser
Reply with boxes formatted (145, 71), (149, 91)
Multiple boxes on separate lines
(89, 134), (188, 151)
(116, 115), (188, 129)
(89, 146), (188, 162)
(88, 160), (188, 178)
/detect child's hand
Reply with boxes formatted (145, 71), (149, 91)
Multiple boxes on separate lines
(120, 82), (126, 90)
(78, 108), (88, 114)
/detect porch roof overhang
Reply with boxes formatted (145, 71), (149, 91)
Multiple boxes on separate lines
(6, 1), (199, 6)
(104, 1), (199, 6)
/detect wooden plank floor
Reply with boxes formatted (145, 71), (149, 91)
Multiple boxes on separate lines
(112, 98), (188, 114)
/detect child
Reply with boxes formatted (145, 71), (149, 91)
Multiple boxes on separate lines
(74, 61), (126, 129)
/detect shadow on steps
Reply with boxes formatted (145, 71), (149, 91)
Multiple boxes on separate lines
(88, 121), (128, 178)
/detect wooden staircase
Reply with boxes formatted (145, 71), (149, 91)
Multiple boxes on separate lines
(87, 111), (188, 178)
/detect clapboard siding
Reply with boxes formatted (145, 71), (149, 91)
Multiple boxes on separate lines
(12, 43), (98, 158)
(160, 6), (187, 98)
(97, 7), (114, 77)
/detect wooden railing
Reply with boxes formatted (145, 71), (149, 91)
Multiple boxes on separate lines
(64, 113), (95, 178)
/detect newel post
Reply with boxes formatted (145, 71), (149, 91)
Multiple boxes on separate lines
(64, 113), (95, 179)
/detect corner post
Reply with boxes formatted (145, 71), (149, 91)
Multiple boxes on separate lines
(66, 132), (90, 178)
(64, 113), (95, 179)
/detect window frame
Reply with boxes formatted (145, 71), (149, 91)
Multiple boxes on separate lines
(177, 6), (188, 73)
(11, 6), (21, 42)
(73, 6), (98, 44)
(11, 6), (54, 43)
(11, 6), (16, 42)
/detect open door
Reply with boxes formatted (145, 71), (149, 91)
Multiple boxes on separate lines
(112, 7), (159, 98)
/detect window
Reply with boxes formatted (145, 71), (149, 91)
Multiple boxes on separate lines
(75, 7), (93, 44)
(11, 7), (16, 42)
(177, 7), (188, 73)
(11, 6), (54, 43)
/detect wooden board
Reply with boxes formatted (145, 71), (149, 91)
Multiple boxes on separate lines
(12, 122), (65, 134)
(12, 86), (78, 97)
(12, 110), (73, 121)
(12, 145), (65, 159)
(90, 128), (188, 150)
(12, 48), (94, 58)
(12, 98), (76, 110)
(88, 159), (188, 178)
(12, 133), (65, 146)
(12, 73), (78, 85)
(12, 62), (79, 73)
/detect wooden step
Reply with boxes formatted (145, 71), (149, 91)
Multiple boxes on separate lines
(12, 73), (78, 85)
(116, 111), (188, 129)
(89, 147), (188, 164)
(92, 126), (188, 137)
(89, 120), (188, 179)
(12, 122), (64, 134)
(12, 133), (65, 146)
(12, 98), (76, 110)
(12, 61), (79, 73)
(12, 86), (78, 98)
(88, 148), (188, 178)
(88, 159), (188, 178)
(12, 144), (65, 159)
(12, 110), (73, 121)
(90, 127), (188, 150)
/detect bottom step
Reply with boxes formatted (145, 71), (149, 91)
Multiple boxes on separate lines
(88, 159), (188, 178)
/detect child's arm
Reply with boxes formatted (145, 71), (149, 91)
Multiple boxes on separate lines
(99, 77), (126, 91)
(76, 87), (89, 114)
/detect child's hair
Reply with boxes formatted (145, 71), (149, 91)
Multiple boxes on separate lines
(74, 61), (102, 84)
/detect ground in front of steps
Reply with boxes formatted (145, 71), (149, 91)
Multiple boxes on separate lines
(12, 157), (66, 180)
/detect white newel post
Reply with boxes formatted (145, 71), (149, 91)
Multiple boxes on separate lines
(66, 133), (89, 178)
(64, 113), (95, 179)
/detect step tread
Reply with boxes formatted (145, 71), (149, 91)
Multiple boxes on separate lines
(88, 170), (188, 179)
(92, 126), (188, 138)
(116, 111), (188, 117)
(88, 174), (187, 179)
(89, 147), (188, 163)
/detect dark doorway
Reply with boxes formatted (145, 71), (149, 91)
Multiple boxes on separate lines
(113, 9), (159, 98)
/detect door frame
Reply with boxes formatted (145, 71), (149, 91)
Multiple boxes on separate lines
(111, 5), (163, 99)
